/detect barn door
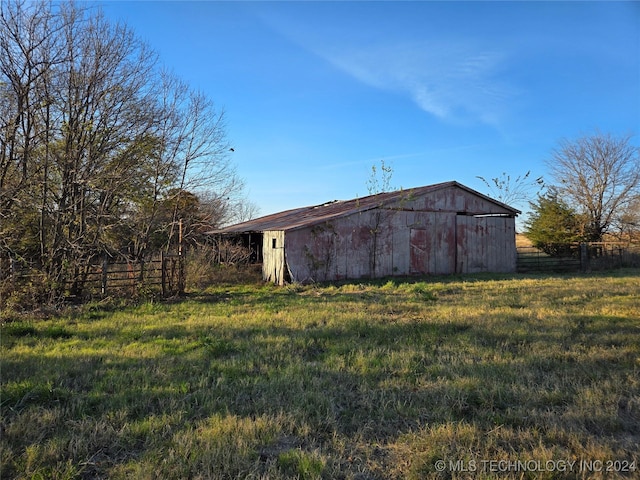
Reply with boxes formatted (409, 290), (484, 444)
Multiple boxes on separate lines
(263, 231), (286, 285)
(410, 228), (430, 274)
(456, 215), (516, 273)
(410, 213), (456, 275)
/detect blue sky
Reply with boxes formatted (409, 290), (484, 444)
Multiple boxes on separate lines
(98, 1), (639, 222)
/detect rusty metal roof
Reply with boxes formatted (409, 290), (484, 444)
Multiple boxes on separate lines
(209, 181), (520, 234)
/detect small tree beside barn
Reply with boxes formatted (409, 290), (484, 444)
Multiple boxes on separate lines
(209, 181), (520, 285)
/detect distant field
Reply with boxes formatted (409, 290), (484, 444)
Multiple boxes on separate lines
(515, 233), (534, 248)
(1, 270), (639, 479)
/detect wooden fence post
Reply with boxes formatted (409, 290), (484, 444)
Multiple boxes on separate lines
(101, 256), (109, 296)
(161, 251), (166, 298)
(618, 246), (624, 267)
(580, 242), (589, 272)
(178, 252), (185, 296)
(178, 219), (185, 296)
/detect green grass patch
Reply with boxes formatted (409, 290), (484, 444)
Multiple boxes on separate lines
(1, 270), (639, 479)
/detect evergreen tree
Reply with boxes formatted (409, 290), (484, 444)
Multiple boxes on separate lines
(525, 191), (586, 256)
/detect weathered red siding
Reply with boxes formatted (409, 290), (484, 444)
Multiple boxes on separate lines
(283, 196), (516, 283)
(212, 182), (518, 283)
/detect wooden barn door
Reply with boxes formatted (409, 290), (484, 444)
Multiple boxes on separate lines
(456, 215), (516, 273)
(410, 213), (455, 275)
(263, 230), (286, 285)
(410, 228), (430, 274)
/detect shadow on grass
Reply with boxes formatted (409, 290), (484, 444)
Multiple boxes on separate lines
(185, 268), (640, 308)
(2, 270), (639, 478)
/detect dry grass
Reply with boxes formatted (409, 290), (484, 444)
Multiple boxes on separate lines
(1, 269), (639, 479)
(515, 233), (534, 248)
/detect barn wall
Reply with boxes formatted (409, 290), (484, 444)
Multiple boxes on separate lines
(456, 216), (516, 273)
(285, 214), (374, 283)
(284, 209), (461, 282)
(390, 184), (513, 215)
(280, 186), (517, 283)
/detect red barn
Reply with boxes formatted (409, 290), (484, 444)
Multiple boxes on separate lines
(210, 181), (520, 285)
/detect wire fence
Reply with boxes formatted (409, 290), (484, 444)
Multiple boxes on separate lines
(2, 241), (637, 309)
(0, 252), (184, 306)
(517, 242), (640, 273)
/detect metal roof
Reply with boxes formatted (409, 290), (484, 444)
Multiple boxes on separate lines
(209, 181), (520, 234)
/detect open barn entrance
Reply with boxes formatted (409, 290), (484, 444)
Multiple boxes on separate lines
(213, 232), (263, 265)
(241, 232), (263, 264)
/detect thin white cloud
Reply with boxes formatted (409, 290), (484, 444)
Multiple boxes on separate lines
(320, 40), (517, 127)
(254, 6), (519, 129)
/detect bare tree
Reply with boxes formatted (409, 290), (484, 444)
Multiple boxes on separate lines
(198, 189), (259, 228)
(158, 75), (234, 251)
(363, 159), (398, 277)
(42, 2), (162, 293)
(0, 0), (64, 256)
(366, 159), (395, 195)
(547, 131), (640, 242)
(476, 170), (544, 208)
(0, 0), (247, 300)
(611, 195), (640, 242)
(228, 196), (260, 224)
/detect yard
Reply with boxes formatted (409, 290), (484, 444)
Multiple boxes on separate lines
(1, 270), (639, 479)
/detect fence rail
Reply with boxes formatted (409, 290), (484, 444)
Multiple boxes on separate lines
(0, 252), (184, 301)
(517, 242), (640, 273)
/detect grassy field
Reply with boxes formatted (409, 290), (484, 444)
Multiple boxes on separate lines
(1, 269), (639, 479)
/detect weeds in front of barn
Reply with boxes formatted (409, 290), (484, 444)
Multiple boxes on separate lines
(1, 270), (639, 479)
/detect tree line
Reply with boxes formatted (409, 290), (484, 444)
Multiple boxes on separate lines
(1, 0), (255, 301)
(480, 131), (640, 256)
(526, 132), (640, 255)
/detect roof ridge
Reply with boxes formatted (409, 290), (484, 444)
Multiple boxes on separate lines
(208, 181), (518, 234)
